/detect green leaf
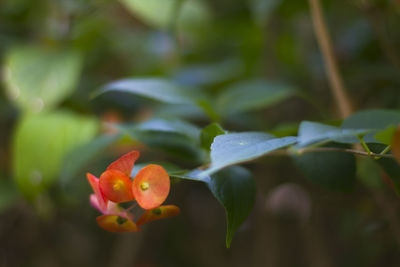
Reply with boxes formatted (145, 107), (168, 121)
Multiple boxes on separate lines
(97, 78), (204, 104)
(169, 172), (202, 182)
(201, 132), (297, 176)
(133, 118), (200, 141)
(176, 0), (212, 35)
(97, 78), (219, 120)
(120, 0), (176, 29)
(342, 109), (400, 143)
(174, 59), (243, 86)
(200, 123), (226, 151)
(3, 45), (83, 113)
(172, 167), (256, 248)
(120, 0), (211, 32)
(374, 125), (397, 145)
(292, 145), (356, 191)
(13, 112), (98, 199)
(216, 79), (294, 116)
(120, 119), (204, 162)
(297, 121), (370, 147)
(207, 166), (256, 248)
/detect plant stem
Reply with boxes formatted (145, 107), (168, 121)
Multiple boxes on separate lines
(308, 0), (353, 118)
(358, 137), (372, 155)
(375, 145), (392, 159)
(125, 202), (138, 212)
(269, 147), (396, 159)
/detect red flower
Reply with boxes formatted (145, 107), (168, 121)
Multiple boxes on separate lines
(87, 151), (180, 232)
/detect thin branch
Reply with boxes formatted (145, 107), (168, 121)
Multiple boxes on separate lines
(268, 147), (396, 158)
(308, 0), (353, 118)
(298, 147), (395, 158)
(195, 147), (396, 171)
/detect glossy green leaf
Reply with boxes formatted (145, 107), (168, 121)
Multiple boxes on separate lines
(97, 78), (204, 105)
(297, 121), (370, 147)
(172, 167), (256, 248)
(154, 104), (207, 120)
(120, 119), (204, 162)
(200, 123), (226, 151)
(200, 132), (297, 176)
(217, 79), (294, 116)
(292, 145), (356, 191)
(207, 166), (256, 248)
(134, 118), (200, 141)
(3, 45), (82, 113)
(342, 109), (400, 143)
(13, 112), (98, 199)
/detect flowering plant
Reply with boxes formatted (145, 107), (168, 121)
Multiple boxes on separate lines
(87, 151), (180, 232)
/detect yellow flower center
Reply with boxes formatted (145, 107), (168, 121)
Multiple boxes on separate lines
(113, 180), (124, 191)
(140, 182), (150, 191)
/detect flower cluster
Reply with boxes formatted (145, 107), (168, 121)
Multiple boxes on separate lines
(87, 151), (180, 232)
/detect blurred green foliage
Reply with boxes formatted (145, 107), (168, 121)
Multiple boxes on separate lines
(1, 0), (400, 266)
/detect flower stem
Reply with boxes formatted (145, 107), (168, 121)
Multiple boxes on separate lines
(358, 137), (372, 155)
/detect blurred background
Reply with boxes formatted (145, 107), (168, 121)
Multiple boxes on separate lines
(1, 0), (400, 266)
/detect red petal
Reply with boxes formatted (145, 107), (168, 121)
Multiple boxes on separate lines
(107, 151), (140, 177)
(96, 215), (139, 232)
(87, 173), (108, 211)
(136, 205), (180, 226)
(131, 164), (170, 210)
(99, 170), (134, 203)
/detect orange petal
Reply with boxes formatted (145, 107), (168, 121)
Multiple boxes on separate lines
(96, 215), (139, 232)
(136, 205), (180, 226)
(393, 126), (400, 164)
(107, 151), (140, 177)
(131, 164), (170, 210)
(87, 173), (108, 211)
(99, 170), (134, 203)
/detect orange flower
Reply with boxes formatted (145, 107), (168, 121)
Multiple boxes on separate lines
(132, 164), (170, 210)
(86, 150), (180, 232)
